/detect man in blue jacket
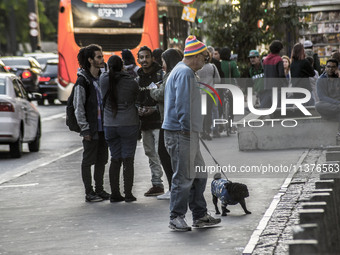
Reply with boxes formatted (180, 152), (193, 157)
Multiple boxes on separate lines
(163, 35), (221, 231)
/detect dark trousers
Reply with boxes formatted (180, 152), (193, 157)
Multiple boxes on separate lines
(259, 89), (281, 109)
(315, 101), (340, 131)
(81, 132), (108, 194)
(158, 128), (173, 190)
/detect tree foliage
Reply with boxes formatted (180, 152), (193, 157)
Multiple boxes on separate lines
(194, 0), (308, 75)
(0, 0), (57, 55)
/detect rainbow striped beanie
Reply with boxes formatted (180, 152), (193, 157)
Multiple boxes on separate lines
(184, 35), (207, 57)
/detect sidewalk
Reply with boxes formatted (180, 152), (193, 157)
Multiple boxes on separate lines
(0, 137), (312, 255)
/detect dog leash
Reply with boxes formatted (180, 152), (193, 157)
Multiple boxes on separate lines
(199, 137), (229, 180)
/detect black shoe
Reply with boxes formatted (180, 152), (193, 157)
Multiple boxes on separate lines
(110, 194), (125, 203)
(85, 191), (104, 202)
(125, 195), (137, 202)
(96, 190), (111, 200)
(205, 133), (212, 140)
(212, 131), (220, 138)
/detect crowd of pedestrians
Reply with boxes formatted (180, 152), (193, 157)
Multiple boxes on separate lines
(71, 35), (340, 231)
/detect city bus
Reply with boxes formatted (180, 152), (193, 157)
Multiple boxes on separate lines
(58, 0), (188, 103)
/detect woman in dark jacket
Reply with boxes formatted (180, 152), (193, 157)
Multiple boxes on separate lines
(290, 43), (316, 106)
(100, 55), (139, 202)
(149, 48), (182, 200)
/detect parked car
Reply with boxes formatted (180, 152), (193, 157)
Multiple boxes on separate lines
(0, 73), (41, 158)
(1, 56), (42, 93)
(38, 59), (59, 105)
(24, 53), (58, 69)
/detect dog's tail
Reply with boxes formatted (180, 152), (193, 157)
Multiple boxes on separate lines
(214, 173), (222, 180)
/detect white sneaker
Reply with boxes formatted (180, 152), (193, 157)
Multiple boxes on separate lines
(157, 190), (171, 200)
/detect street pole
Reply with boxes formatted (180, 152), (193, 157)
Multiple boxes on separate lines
(8, 5), (17, 55)
(27, 0), (42, 52)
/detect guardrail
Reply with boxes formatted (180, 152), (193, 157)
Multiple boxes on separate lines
(289, 147), (340, 254)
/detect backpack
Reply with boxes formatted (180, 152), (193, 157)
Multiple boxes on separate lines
(66, 84), (81, 133)
(66, 75), (90, 133)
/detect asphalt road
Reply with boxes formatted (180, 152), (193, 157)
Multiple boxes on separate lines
(0, 103), (307, 254)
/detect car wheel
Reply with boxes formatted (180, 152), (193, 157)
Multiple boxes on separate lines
(10, 131), (23, 158)
(48, 99), (55, 105)
(28, 121), (41, 152)
(38, 99), (44, 105)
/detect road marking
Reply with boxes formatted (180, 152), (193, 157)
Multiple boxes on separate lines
(42, 113), (65, 122)
(242, 150), (309, 255)
(0, 183), (39, 189)
(0, 147), (82, 185)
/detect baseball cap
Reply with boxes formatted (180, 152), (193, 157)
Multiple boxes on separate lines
(248, 50), (260, 58)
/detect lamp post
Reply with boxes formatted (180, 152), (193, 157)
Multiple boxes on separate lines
(27, 0), (41, 52)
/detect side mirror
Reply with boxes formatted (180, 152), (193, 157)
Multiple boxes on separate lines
(28, 92), (42, 101)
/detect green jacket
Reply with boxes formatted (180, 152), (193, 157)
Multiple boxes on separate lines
(221, 60), (240, 85)
(249, 65), (264, 93)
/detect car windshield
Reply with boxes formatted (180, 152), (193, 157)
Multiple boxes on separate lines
(0, 78), (6, 94)
(36, 57), (58, 67)
(43, 64), (58, 76)
(2, 59), (30, 67)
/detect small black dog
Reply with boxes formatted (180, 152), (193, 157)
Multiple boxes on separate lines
(211, 173), (251, 216)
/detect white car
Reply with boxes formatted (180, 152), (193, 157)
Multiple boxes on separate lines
(0, 73), (41, 158)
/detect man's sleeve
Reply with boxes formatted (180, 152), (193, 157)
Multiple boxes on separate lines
(174, 71), (191, 131)
(317, 78), (340, 105)
(73, 85), (90, 136)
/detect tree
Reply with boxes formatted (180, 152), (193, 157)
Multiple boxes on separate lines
(0, 0), (56, 55)
(194, 0), (308, 76)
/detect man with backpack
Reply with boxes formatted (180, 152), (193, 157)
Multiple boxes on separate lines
(72, 44), (110, 202)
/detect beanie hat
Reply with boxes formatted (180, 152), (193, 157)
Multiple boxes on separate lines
(184, 35), (207, 57)
(121, 49), (136, 65)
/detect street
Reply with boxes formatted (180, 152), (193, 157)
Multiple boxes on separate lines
(0, 103), (307, 255)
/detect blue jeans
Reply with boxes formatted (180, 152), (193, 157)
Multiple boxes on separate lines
(164, 130), (207, 220)
(104, 125), (139, 159)
(142, 129), (163, 188)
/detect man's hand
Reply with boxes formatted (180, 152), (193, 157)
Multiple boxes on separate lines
(84, 135), (92, 141)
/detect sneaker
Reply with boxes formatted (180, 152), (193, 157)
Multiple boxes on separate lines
(157, 190), (171, 200)
(110, 194), (125, 203)
(212, 131), (220, 138)
(144, 186), (164, 196)
(169, 216), (192, 231)
(125, 195), (137, 202)
(85, 191), (104, 202)
(96, 190), (110, 200)
(192, 213), (221, 228)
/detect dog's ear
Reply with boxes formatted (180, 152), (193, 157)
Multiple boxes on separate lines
(214, 173), (222, 180)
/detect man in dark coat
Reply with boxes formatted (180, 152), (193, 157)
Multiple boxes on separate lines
(136, 46), (164, 196)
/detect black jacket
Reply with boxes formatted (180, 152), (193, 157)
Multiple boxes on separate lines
(74, 69), (102, 138)
(136, 62), (163, 130)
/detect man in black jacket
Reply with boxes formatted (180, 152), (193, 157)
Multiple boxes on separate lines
(136, 46), (164, 196)
(73, 44), (110, 202)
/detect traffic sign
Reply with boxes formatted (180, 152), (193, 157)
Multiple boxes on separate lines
(181, 6), (197, 22)
(28, 12), (37, 20)
(179, 0), (196, 4)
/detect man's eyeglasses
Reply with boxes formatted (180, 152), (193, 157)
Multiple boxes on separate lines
(326, 65), (337, 69)
(200, 53), (210, 63)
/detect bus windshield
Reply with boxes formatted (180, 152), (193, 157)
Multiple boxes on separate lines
(71, 0), (145, 50)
